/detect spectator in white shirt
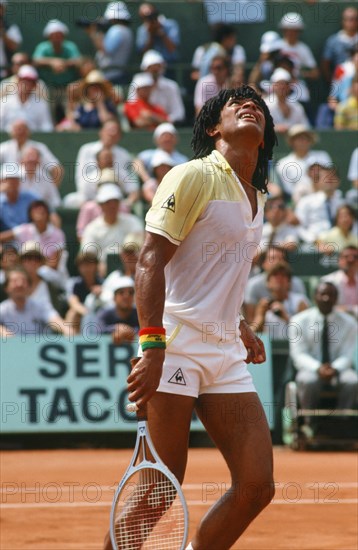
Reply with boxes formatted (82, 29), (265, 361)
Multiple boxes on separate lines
(278, 12), (319, 107)
(0, 52), (49, 101)
(289, 281), (357, 410)
(0, 65), (53, 132)
(80, 184), (144, 276)
(265, 67), (310, 133)
(322, 245), (358, 318)
(294, 162), (344, 243)
(0, 119), (63, 187)
(260, 195), (298, 253)
(346, 147), (358, 210)
(138, 49), (185, 124)
(64, 120), (139, 208)
(20, 146), (61, 212)
(194, 54), (231, 116)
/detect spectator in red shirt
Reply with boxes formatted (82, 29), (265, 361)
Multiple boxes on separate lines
(124, 72), (168, 129)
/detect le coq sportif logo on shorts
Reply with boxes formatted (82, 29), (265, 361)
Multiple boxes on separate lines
(168, 368), (186, 385)
(161, 193), (176, 212)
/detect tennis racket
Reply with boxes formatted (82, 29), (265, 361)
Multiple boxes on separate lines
(110, 358), (189, 550)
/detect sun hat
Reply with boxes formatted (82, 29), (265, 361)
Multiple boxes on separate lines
(270, 68), (292, 83)
(153, 122), (177, 141)
(151, 150), (176, 169)
(287, 124), (317, 144)
(113, 275), (135, 292)
(104, 2), (131, 21)
(43, 19), (69, 37)
(306, 151), (334, 170)
(96, 183), (123, 203)
(17, 65), (38, 81)
(260, 31), (283, 54)
(80, 70), (113, 98)
(140, 50), (165, 70)
(279, 12), (304, 30)
(131, 72), (155, 89)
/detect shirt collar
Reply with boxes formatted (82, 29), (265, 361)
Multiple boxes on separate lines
(208, 150), (233, 173)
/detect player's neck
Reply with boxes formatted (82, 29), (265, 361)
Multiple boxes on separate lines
(216, 143), (258, 184)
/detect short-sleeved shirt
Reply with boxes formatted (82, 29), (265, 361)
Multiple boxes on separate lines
(12, 222), (66, 257)
(323, 31), (358, 70)
(0, 297), (57, 334)
(145, 150), (266, 331)
(124, 99), (168, 129)
(33, 40), (81, 86)
(0, 191), (40, 231)
(96, 306), (139, 334)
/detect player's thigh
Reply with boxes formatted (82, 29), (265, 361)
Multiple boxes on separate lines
(195, 392), (273, 485)
(147, 391), (196, 483)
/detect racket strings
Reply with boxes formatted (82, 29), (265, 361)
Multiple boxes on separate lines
(113, 468), (185, 549)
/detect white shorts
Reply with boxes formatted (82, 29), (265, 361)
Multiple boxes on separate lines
(139, 315), (256, 398)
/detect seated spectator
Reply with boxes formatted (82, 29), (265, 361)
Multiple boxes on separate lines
(251, 262), (309, 340)
(0, 119), (64, 188)
(19, 242), (66, 315)
(192, 23), (246, 81)
(0, 267), (71, 337)
(0, 65), (53, 132)
(278, 12), (319, 118)
(0, 164), (39, 231)
(89, 232), (144, 313)
(347, 147), (358, 210)
(0, 245), (19, 302)
(71, 70), (118, 130)
(275, 125), (331, 202)
(125, 72), (168, 129)
(20, 147), (61, 212)
(316, 204), (358, 255)
(248, 31), (283, 88)
(64, 120), (139, 208)
(334, 75), (358, 130)
(264, 68), (310, 133)
(65, 252), (103, 334)
(243, 245), (306, 323)
(83, 1), (133, 85)
(80, 184), (144, 276)
(0, 0), (22, 79)
(288, 282), (357, 414)
(136, 3), (180, 64)
(135, 122), (188, 178)
(321, 6), (358, 83)
(76, 168), (132, 240)
(33, 19), (82, 122)
(294, 163), (344, 243)
(194, 54), (231, 116)
(259, 195), (298, 253)
(0, 52), (49, 101)
(142, 150), (176, 205)
(290, 151), (334, 206)
(139, 50), (185, 124)
(322, 246), (358, 318)
(330, 44), (358, 105)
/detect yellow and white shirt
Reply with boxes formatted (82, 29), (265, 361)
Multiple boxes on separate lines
(146, 150), (266, 333)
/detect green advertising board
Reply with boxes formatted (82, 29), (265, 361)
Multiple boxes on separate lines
(1, 335), (274, 433)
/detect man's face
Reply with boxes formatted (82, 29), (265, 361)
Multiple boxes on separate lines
(338, 248), (358, 273)
(156, 132), (176, 151)
(18, 78), (36, 95)
(30, 204), (49, 224)
(100, 199), (120, 217)
(1, 249), (19, 270)
(267, 271), (290, 298)
(100, 123), (121, 146)
(265, 199), (286, 226)
(114, 287), (135, 311)
(342, 8), (358, 34)
(317, 167), (339, 193)
(6, 271), (30, 300)
(11, 120), (30, 142)
(315, 283), (337, 315)
(11, 54), (29, 74)
(213, 96), (266, 147)
(22, 149), (40, 172)
(49, 31), (65, 47)
(262, 248), (285, 271)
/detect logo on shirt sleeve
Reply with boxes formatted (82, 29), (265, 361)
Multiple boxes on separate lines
(161, 193), (176, 212)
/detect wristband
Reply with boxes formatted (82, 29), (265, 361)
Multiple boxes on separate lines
(139, 326), (166, 351)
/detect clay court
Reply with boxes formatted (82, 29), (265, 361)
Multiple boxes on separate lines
(1, 447), (357, 550)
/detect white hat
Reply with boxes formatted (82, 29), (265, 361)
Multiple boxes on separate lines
(151, 150), (176, 169)
(43, 19), (69, 37)
(153, 122), (177, 141)
(98, 168), (119, 186)
(306, 151), (334, 170)
(17, 65), (38, 81)
(131, 72), (154, 88)
(121, 232), (144, 251)
(270, 68), (292, 83)
(140, 50), (165, 70)
(113, 275), (135, 292)
(96, 183), (123, 203)
(279, 12), (304, 30)
(260, 31), (283, 54)
(104, 2), (131, 21)
(0, 163), (22, 180)
(287, 124), (317, 142)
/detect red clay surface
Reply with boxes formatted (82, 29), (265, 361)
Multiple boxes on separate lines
(1, 447), (357, 550)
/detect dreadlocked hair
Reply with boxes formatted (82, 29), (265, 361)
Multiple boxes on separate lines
(191, 85), (277, 193)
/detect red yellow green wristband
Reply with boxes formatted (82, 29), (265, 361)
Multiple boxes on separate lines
(139, 327), (166, 351)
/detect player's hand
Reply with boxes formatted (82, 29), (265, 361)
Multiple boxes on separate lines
(127, 349), (165, 407)
(240, 320), (266, 364)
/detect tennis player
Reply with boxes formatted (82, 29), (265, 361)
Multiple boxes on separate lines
(105, 85), (277, 549)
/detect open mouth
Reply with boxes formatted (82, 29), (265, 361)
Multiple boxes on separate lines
(238, 112), (258, 122)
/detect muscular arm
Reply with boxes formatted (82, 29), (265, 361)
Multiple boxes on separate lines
(127, 231), (178, 407)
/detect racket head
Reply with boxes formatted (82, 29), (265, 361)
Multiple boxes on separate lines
(110, 462), (188, 550)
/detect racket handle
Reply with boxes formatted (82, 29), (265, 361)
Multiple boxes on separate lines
(129, 357), (148, 420)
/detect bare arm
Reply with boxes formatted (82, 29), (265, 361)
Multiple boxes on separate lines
(127, 231), (178, 407)
(0, 229), (15, 243)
